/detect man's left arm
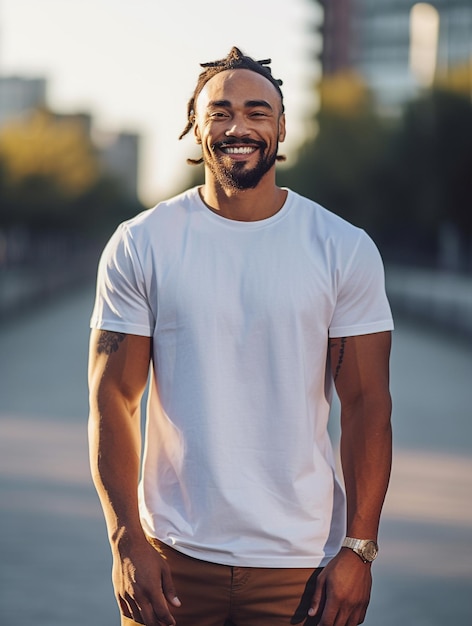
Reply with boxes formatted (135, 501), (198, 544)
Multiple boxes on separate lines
(309, 330), (392, 626)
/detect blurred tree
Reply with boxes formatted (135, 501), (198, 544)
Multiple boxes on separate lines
(436, 61), (472, 99)
(0, 108), (99, 196)
(318, 71), (372, 116)
(0, 109), (98, 228)
(383, 88), (472, 268)
(0, 108), (140, 234)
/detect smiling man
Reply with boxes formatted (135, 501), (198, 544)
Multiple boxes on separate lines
(194, 70), (285, 194)
(88, 47), (394, 626)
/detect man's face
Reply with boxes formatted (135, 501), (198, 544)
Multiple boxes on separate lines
(194, 69), (286, 190)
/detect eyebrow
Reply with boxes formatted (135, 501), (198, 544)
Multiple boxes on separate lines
(208, 99), (274, 111)
(245, 100), (273, 110)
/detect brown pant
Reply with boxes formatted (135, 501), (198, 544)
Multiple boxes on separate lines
(121, 538), (322, 626)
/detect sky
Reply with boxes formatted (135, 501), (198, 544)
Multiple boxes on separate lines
(1, 0), (322, 205)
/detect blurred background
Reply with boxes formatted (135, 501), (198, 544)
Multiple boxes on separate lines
(0, 1), (471, 625)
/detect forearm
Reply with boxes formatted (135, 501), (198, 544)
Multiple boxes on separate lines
(340, 392), (392, 538)
(88, 330), (152, 546)
(88, 396), (145, 544)
(309, 397), (390, 624)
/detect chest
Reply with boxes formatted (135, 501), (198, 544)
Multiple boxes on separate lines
(151, 227), (336, 338)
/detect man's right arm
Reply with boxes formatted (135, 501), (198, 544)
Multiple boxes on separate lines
(88, 329), (180, 626)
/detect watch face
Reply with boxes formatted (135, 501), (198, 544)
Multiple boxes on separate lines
(362, 541), (378, 562)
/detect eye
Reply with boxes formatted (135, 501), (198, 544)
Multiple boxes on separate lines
(209, 111), (229, 119)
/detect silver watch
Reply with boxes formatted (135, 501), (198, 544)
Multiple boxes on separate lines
(342, 537), (379, 563)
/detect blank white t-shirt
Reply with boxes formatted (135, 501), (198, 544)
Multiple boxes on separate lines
(91, 187), (393, 567)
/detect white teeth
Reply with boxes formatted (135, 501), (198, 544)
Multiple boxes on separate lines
(222, 146), (255, 154)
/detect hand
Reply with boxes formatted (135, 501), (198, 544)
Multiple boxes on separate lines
(112, 535), (181, 626)
(308, 549), (372, 626)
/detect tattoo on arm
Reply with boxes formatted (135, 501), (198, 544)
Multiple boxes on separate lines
(330, 337), (347, 382)
(97, 331), (126, 355)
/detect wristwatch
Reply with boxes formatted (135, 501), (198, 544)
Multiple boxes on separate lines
(342, 537), (379, 563)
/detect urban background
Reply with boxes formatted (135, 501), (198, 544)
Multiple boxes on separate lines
(1, 1), (471, 625)
(1, 0), (470, 330)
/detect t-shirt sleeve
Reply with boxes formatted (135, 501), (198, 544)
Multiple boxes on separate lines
(329, 230), (394, 338)
(90, 223), (155, 336)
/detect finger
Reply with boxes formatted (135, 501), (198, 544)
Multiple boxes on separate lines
(124, 592), (146, 625)
(331, 603), (364, 626)
(118, 594), (140, 621)
(138, 599), (173, 626)
(118, 594), (135, 620)
(318, 604), (339, 626)
(358, 607), (367, 624)
(143, 588), (177, 626)
(161, 566), (181, 608)
(133, 589), (176, 626)
(308, 575), (325, 617)
(152, 602), (177, 626)
(339, 597), (369, 626)
(335, 611), (360, 626)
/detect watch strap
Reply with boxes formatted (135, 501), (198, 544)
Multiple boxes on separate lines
(342, 537), (378, 562)
(342, 537), (367, 551)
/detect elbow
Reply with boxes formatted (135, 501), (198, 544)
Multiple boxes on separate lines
(341, 387), (392, 431)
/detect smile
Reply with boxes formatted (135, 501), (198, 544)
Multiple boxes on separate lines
(220, 146), (257, 155)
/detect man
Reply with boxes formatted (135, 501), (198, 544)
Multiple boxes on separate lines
(88, 47), (393, 626)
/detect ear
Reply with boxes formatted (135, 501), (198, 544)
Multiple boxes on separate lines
(193, 118), (202, 145)
(278, 113), (286, 143)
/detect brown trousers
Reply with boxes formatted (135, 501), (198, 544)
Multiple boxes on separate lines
(121, 538), (322, 626)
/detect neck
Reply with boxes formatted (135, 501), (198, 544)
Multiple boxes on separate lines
(200, 171), (287, 222)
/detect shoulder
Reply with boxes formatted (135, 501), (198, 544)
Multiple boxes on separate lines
(106, 187), (202, 254)
(124, 186), (201, 233)
(287, 189), (362, 235)
(285, 189), (370, 254)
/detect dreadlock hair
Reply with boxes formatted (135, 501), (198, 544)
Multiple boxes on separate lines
(180, 46), (286, 165)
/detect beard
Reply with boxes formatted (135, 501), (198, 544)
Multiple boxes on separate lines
(205, 138), (279, 191)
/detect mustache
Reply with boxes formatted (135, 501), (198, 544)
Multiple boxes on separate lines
(212, 137), (267, 150)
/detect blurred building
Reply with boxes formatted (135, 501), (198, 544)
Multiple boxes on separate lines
(0, 74), (140, 199)
(0, 75), (47, 124)
(319, 0), (472, 112)
(98, 131), (140, 199)
(319, 0), (355, 75)
(51, 111), (93, 137)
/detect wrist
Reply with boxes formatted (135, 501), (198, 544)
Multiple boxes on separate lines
(342, 536), (379, 563)
(109, 524), (147, 549)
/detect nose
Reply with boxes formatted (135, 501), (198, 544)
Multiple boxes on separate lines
(225, 117), (250, 137)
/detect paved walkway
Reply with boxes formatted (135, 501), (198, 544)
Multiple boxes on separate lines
(0, 284), (471, 625)
(386, 265), (472, 337)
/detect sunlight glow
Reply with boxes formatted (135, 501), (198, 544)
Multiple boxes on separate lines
(410, 3), (440, 87)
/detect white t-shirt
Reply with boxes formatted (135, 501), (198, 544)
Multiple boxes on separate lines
(91, 187), (393, 568)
